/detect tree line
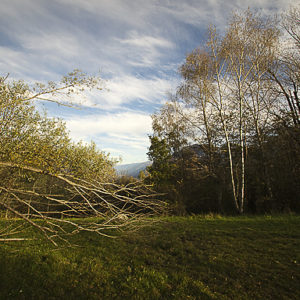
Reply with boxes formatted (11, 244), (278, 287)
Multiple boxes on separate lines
(147, 7), (300, 215)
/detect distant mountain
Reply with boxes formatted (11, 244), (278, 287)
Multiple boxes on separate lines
(115, 161), (152, 178)
(115, 145), (205, 178)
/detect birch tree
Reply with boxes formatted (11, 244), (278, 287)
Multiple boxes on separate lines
(220, 10), (279, 212)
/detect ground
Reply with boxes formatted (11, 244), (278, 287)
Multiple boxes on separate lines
(0, 215), (299, 299)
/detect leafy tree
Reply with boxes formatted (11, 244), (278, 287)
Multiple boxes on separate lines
(0, 72), (164, 245)
(147, 136), (175, 184)
(147, 136), (182, 213)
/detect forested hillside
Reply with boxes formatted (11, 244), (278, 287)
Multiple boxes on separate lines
(115, 161), (151, 178)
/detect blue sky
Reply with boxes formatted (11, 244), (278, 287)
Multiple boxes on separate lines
(0, 0), (293, 164)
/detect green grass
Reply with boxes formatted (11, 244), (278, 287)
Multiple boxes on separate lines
(0, 215), (299, 299)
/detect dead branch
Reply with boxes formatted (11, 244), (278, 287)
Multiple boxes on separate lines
(0, 161), (165, 245)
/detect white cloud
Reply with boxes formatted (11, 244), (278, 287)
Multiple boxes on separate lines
(65, 111), (152, 137)
(65, 111), (152, 163)
(120, 33), (174, 49)
(99, 75), (176, 107)
(60, 75), (178, 110)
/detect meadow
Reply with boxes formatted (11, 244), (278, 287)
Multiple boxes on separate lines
(0, 215), (299, 299)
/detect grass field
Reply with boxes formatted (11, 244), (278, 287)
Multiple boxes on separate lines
(0, 215), (299, 299)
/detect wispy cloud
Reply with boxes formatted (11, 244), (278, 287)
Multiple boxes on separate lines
(58, 75), (178, 110)
(21, 33), (81, 57)
(97, 75), (177, 109)
(115, 31), (175, 67)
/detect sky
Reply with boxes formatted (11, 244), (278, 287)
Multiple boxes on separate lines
(0, 0), (294, 164)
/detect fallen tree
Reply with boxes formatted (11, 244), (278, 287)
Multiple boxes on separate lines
(0, 161), (164, 246)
